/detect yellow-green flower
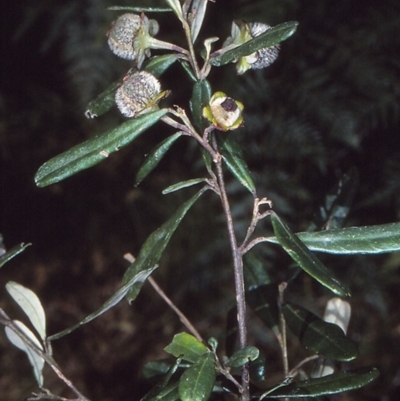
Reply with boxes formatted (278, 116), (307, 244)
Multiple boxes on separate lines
(203, 92), (244, 131)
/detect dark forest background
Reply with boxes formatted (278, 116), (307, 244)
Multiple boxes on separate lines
(1, 0), (400, 400)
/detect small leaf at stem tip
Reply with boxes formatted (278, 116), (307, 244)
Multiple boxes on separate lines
(164, 0), (184, 20)
(270, 212), (351, 297)
(6, 281), (47, 341)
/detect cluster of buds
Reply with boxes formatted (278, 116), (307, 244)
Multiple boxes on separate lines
(223, 21), (280, 75)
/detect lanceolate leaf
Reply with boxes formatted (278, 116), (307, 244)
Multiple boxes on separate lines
(85, 81), (120, 118)
(293, 223), (400, 255)
(123, 188), (206, 301)
(179, 352), (216, 401)
(162, 178), (207, 195)
(210, 21), (298, 67)
(35, 109), (168, 187)
(6, 282), (46, 341)
(136, 133), (183, 185)
(270, 212), (350, 297)
(219, 135), (256, 195)
(190, 79), (212, 131)
(141, 382), (180, 401)
(48, 266), (157, 341)
(164, 332), (208, 363)
(5, 321), (45, 387)
(145, 54), (181, 77)
(264, 367), (379, 398)
(0, 243), (31, 268)
(283, 302), (358, 361)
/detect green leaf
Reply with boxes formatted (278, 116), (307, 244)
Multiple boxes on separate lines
(283, 302), (358, 361)
(6, 282), (46, 341)
(48, 266), (157, 341)
(35, 109), (168, 187)
(219, 135), (256, 194)
(164, 0), (184, 20)
(5, 321), (44, 387)
(108, 6), (172, 12)
(264, 367), (379, 398)
(289, 223), (400, 255)
(179, 352), (216, 401)
(141, 382), (180, 401)
(145, 54), (180, 77)
(179, 61), (197, 82)
(190, 79), (212, 131)
(270, 212), (350, 297)
(123, 189), (206, 301)
(210, 21), (298, 67)
(164, 332), (208, 363)
(0, 243), (31, 268)
(162, 178), (207, 194)
(85, 81), (120, 118)
(143, 359), (178, 379)
(225, 346), (259, 368)
(136, 133), (183, 186)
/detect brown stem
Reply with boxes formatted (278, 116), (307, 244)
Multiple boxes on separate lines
(212, 136), (250, 401)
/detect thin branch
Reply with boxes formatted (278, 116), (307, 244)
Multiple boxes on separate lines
(123, 253), (203, 342)
(0, 309), (90, 401)
(212, 136), (250, 401)
(278, 283), (289, 377)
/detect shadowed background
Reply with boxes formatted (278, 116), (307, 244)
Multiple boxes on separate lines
(1, 0), (400, 400)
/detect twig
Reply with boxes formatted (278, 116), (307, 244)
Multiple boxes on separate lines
(123, 253), (203, 342)
(212, 136), (250, 401)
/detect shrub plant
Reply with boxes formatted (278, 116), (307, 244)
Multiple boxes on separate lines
(2, 1), (400, 400)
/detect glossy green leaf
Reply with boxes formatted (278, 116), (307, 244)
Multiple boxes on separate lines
(5, 321), (44, 387)
(0, 243), (31, 268)
(219, 135), (256, 194)
(264, 367), (379, 398)
(85, 81), (120, 118)
(283, 302), (358, 361)
(246, 285), (280, 335)
(143, 358), (188, 379)
(264, 222), (400, 254)
(6, 281), (46, 341)
(179, 60), (197, 82)
(48, 266), (157, 341)
(145, 54), (180, 77)
(141, 382), (180, 401)
(270, 212), (350, 297)
(35, 109), (168, 187)
(123, 189), (206, 301)
(162, 178), (207, 194)
(108, 6), (172, 12)
(296, 223), (400, 255)
(210, 21), (298, 67)
(207, 337), (218, 353)
(190, 79), (212, 131)
(179, 352), (216, 401)
(225, 346), (259, 368)
(136, 133), (183, 186)
(164, 332), (208, 363)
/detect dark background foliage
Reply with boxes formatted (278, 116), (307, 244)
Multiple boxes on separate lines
(1, 0), (400, 400)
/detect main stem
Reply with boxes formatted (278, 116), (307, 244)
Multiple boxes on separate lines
(213, 141), (250, 401)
